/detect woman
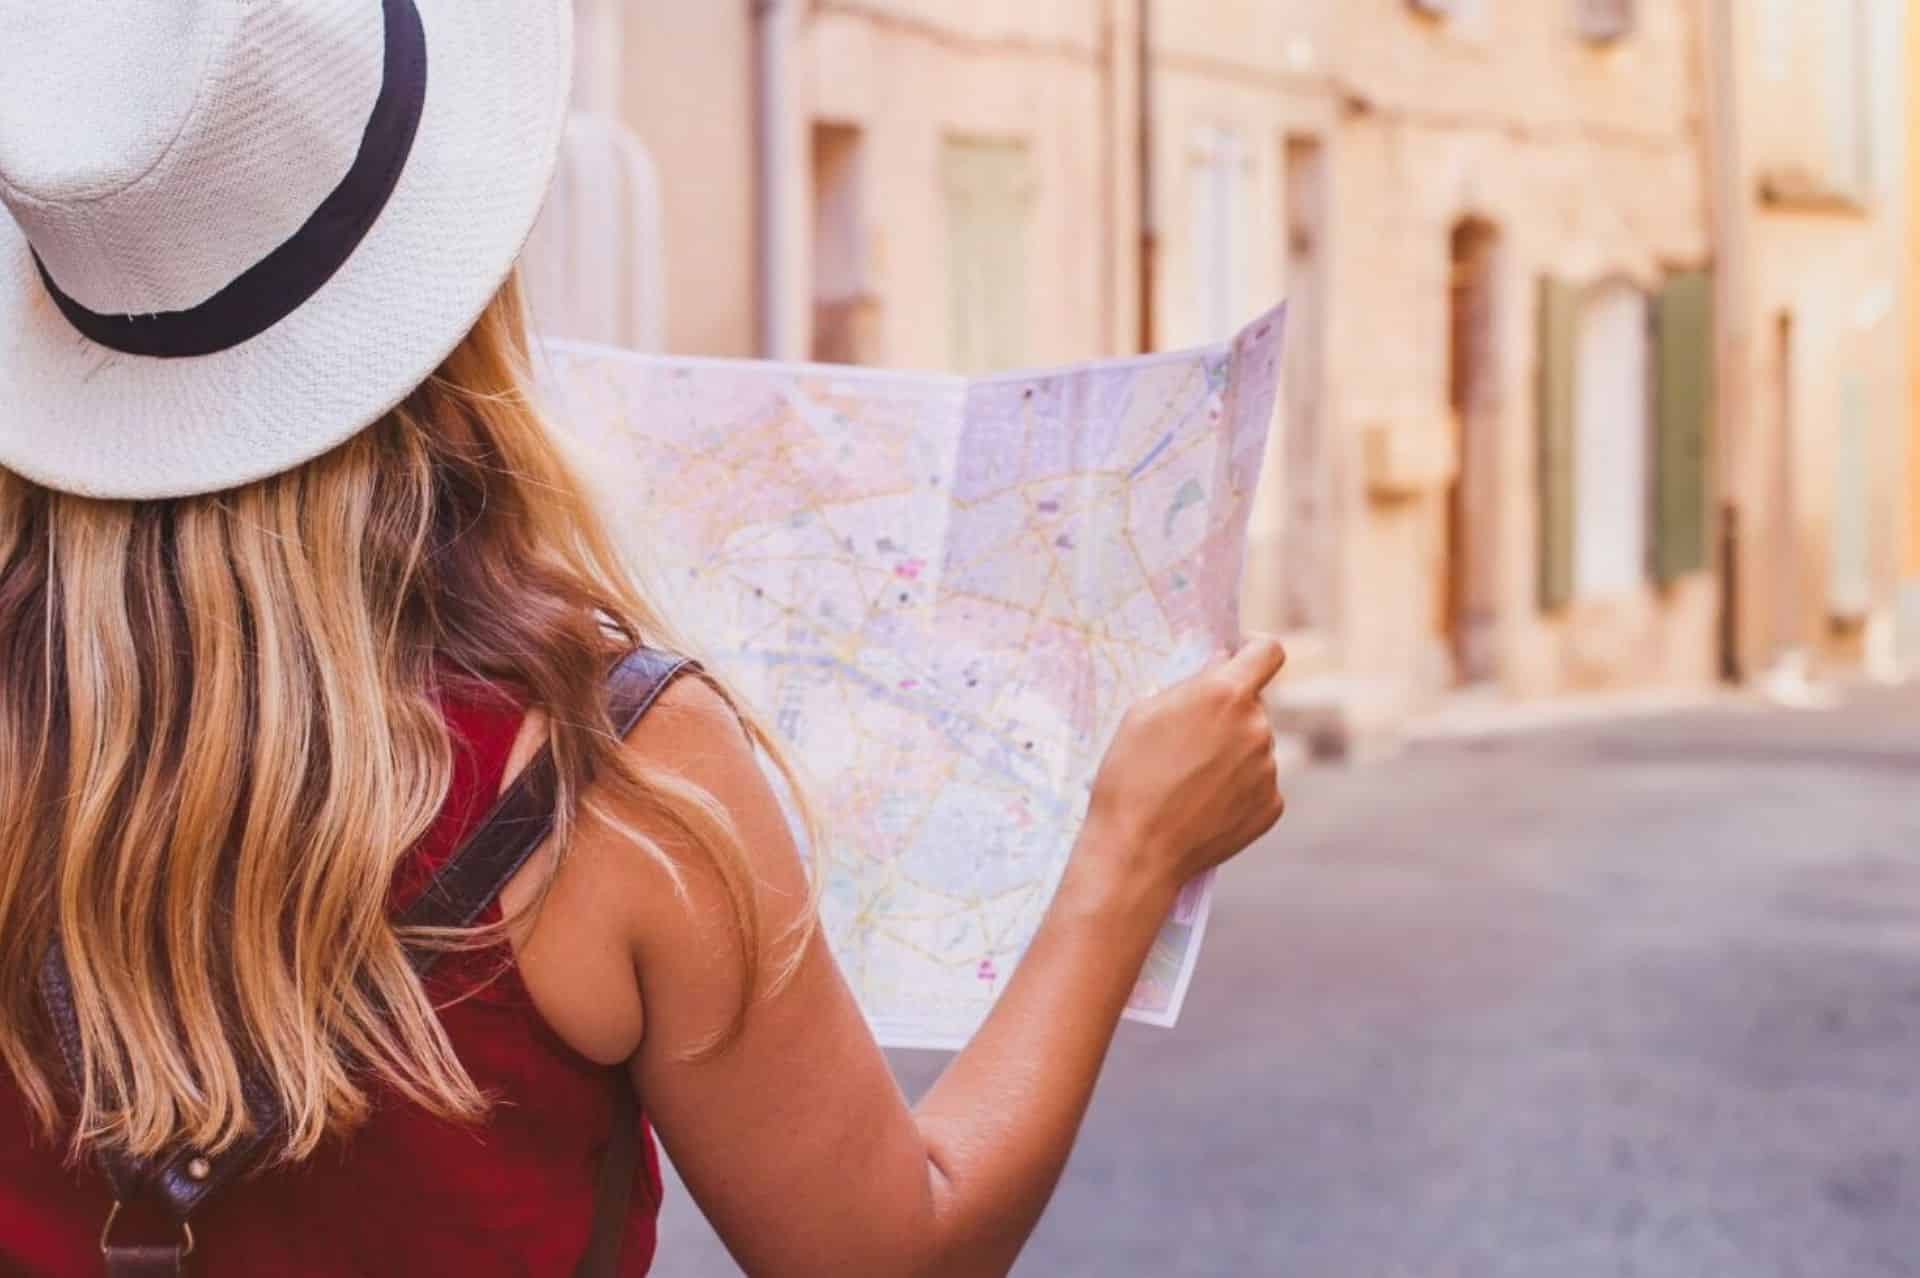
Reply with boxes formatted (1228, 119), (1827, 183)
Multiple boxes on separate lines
(0, 2), (1287, 1274)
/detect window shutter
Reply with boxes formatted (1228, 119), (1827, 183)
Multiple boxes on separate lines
(1653, 270), (1713, 584)
(1537, 277), (1578, 611)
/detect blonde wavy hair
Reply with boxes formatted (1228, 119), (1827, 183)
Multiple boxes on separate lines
(0, 272), (818, 1166)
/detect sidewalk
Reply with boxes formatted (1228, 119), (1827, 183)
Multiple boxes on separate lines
(1403, 683), (1753, 745)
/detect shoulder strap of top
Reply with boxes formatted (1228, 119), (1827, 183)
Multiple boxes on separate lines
(39, 646), (699, 1275)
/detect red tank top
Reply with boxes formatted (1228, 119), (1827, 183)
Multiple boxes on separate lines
(0, 688), (661, 1275)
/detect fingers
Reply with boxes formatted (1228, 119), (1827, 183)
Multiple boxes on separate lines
(1224, 634), (1287, 697)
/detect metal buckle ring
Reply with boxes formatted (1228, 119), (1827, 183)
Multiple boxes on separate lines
(100, 1200), (196, 1257)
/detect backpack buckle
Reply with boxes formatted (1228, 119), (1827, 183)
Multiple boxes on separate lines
(100, 1200), (195, 1257)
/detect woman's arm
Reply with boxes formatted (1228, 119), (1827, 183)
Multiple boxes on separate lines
(608, 639), (1287, 1277)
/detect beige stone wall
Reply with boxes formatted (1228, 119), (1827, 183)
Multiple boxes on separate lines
(1908, 3), (1920, 665)
(1327, 126), (1711, 698)
(1144, 5), (1337, 667)
(617, 2), (760, 358)
(1910, 8), (1920, 592)
(619, 0), (1140, 367)
(1283, 1), (1715, 704)
(1911, 5), (1920, 584)
(1103, 0), (1725, 706)
(1719, 0), (1909, 679)
(1148, 10), (1335, 351)
(796, 2), (1114, 371)
(608, 0), (1905, 717)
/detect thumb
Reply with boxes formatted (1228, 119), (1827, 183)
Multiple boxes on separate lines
(1225, 634), (1287, 696)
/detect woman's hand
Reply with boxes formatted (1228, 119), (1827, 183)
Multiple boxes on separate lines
(1079, 635), (1289, 904)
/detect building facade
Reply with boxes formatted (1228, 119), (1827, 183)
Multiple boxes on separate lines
(547, 0), (1910, 738)
(1907, 1), (1920, 666)
(1710, 0), (1909, 687)
(1262, 1), (1719, 727)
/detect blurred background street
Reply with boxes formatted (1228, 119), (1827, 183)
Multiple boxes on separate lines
(660, 686), (1920, 1276)
(532, 3), (1920, 1271)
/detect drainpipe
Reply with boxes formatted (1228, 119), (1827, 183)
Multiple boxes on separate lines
(753, 0), (801, 359)
(1099, 0), (1117, 354)
(573, 0), (625, 117)
(1137, 0), (1157, 353)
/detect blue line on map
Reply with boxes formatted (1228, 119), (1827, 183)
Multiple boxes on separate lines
(1125, 365), (1225, 481)
(1127, 432), (1174, 480)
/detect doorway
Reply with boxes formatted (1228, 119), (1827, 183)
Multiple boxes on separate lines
(1443, 218), (1501, 684)
(1764, 311), (1803, 671)
(811, 123), (878, 365)
(1280, 134), (1330, 633)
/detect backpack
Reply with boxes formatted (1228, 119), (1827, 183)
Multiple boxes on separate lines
(37, 647), (696, 1277)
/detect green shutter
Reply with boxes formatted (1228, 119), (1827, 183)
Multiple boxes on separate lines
(1537, 277), (1578, 611)
(1654, 270), (1713, 584)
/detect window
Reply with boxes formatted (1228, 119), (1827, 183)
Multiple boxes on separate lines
(942, 137), (1033, 374)
(1571, 283), (1652, 597)
(1536, 278), (1658, 598)
(1858, 0), (1900, 197)
(1758, 0), (1792, 81)
(1573, 0), (1633, 44)
(1822, 0), (1866, 193)
(812, 123), (878, 365)
(1540, 273), (1710, 609)
(1187, 125), (1251, 344)
(1756, 0), (1886, 207)
(1820, 0), (1889, 197)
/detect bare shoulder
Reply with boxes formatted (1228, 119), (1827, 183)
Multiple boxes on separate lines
(591, 670), (814, 1023)
(501, 669), (747, 793)
(503, 668), (811, 1062)
(521, 668), (795, 922)
(628, 668), (753, 763)
(617, 672), (789, 854)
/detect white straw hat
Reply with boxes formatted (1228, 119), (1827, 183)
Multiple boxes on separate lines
(0, 0), (574, 500)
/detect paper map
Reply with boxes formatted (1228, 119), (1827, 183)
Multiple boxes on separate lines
(537, 304), (1285, 1050)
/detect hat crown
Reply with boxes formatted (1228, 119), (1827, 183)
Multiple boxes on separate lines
(0, 0), (385, 316)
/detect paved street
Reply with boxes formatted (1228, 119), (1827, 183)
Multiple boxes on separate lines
(656, 688), (1920, 1276)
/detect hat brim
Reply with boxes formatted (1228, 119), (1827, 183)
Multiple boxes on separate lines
(0, 0), (572, 501)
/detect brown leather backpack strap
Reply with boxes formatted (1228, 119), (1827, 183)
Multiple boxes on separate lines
(572, 1082), (642, 1278)
(39, 944), (209, 1269)
(407, 647), (695, 1277)
(398, 647), (700, 941)
(101, 1239), (189, 1278)
(40, 943), (255, 1216)
(418, 648), (697, 1276)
